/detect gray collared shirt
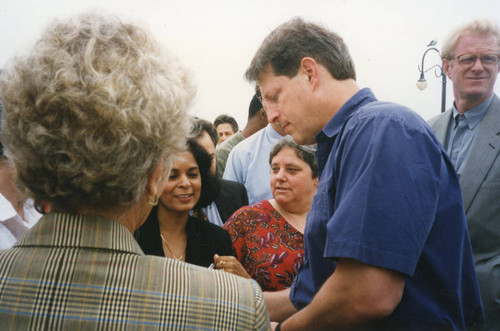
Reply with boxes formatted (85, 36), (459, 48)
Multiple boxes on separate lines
(445, 94), (493, 178)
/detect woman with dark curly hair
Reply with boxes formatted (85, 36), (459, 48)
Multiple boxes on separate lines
(215, 136), (318, 291)
(135, 139), (233, 267)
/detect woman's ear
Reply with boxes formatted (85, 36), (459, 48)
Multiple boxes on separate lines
(313, 177), (319, 189)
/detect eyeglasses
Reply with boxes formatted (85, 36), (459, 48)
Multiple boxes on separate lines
(454, 53), (499, 67)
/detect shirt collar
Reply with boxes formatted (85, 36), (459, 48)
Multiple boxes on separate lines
(317, 88), (377, 141)
(452, 94), (493, 130)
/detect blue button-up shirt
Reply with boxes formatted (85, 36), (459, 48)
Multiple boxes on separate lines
(445, 95), (492, 178)
(290, 88), (483, 328)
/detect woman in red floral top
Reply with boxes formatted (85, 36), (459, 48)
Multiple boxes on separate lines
(216, 136), (318, 291)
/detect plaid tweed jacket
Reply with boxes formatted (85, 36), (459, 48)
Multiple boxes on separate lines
(0, 213), (270, 330)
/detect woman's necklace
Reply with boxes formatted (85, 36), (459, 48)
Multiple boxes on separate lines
(160, 234), (184, 261)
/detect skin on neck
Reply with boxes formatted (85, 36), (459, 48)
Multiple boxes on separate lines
(156, 204), (189, 236)
(156, 204), (188, 260)
(109, 200), (148, 234)
(454, 91), (493, 113)
(65, 161), (168, 234)
(314, 64), (360, 126)
(269, 198), (310, 234)
(241, 108), (268, 138)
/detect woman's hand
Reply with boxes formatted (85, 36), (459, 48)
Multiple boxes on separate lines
(213, 254), (251, 279)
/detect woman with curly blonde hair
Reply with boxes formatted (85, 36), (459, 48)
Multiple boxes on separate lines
(0, 12), (269, 330)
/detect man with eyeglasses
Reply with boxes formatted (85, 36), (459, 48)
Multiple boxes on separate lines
(429, 19), (500, 329)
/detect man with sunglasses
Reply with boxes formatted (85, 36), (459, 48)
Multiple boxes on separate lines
(429, 19), (500, 329)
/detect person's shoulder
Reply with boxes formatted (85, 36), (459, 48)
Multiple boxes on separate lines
(189, 216), (229, 235)
(233, 126), (266, 150)
(219, 178), (246, 192)
(236, 200), (267, 212)
(134, 254), (269, 322)
(486, 94), (500, 123)
(217, 132), (244, 152)
(428, 110), (450, 127)
(359, 100), (414, 118)
(225, 201), (269, 222)
(353, 100), (429, 132)
(225, 134), (257, 164)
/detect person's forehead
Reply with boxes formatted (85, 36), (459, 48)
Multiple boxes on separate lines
(455, 33), (499, 54)
(272, 147), (302, 163)
(259, 73), (292, 98)
(172, 151), (197, 168)
(258, 66), (282, 88)
(216, 123), (234, 132)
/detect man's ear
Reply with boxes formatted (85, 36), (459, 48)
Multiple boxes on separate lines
(300, 57), (320, 87)
(443, 59), (452, 78)
(259, 108), (267, 120)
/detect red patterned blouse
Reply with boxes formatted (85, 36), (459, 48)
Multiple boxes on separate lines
(223, 200), (305, 291)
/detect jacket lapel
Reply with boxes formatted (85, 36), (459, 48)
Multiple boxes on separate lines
(460, 95), (500, 212)
(429, 109), (453, 145)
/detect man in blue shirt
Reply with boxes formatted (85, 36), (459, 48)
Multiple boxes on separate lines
(245, 18), (484, 330)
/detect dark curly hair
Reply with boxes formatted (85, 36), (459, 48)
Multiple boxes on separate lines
(187, 139), (220, 208)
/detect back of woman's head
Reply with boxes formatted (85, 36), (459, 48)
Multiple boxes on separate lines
(0, 12), (195, 212)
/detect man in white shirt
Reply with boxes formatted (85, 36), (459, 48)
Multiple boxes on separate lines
(223, 123), (284, 204)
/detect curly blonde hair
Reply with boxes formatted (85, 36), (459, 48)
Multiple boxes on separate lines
(0, 12), (195, 212)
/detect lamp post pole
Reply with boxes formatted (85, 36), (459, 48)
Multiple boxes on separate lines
(416, 46), (447, 113)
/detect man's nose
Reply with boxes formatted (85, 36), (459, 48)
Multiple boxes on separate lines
(471, 57), (485, 71)
(265, 105), (279, 124)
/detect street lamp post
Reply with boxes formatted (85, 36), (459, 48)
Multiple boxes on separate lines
(416, 44), (447, 113)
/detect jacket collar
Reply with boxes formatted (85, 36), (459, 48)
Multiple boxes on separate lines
(15, 213), (144, 255)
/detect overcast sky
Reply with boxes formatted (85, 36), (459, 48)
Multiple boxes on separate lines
(1, 0), (499, 127)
